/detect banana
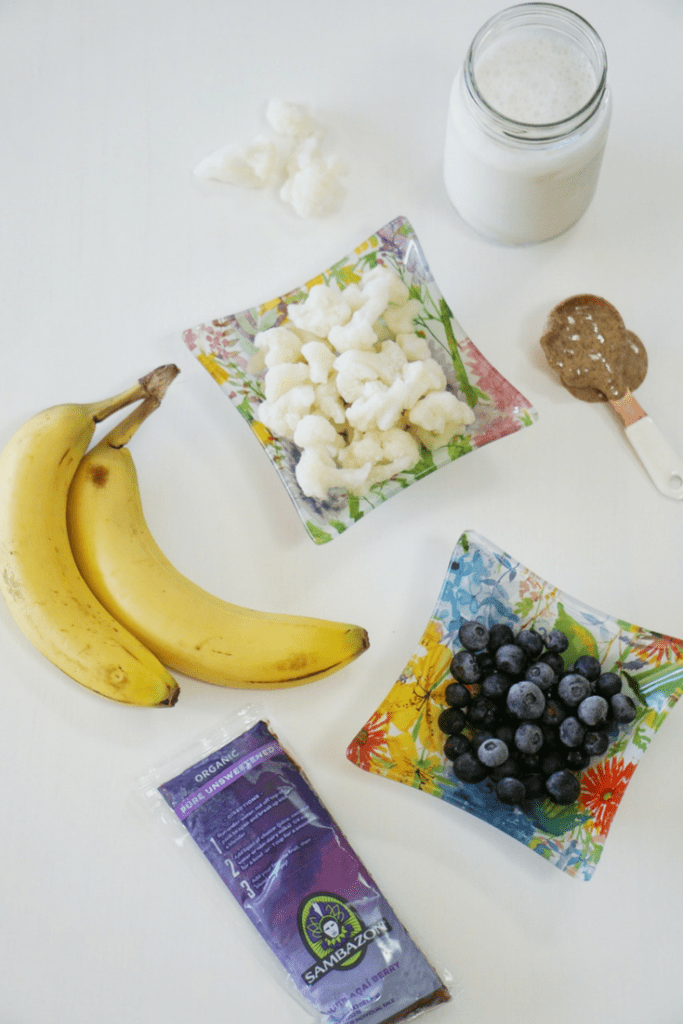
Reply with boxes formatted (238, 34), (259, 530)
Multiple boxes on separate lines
(0, 367), (181, 707)
(67, 399), (370, 689)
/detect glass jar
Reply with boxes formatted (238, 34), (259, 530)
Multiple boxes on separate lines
(443, 3), (611, 245)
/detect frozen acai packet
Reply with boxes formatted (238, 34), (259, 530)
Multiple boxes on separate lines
(139, 709), (451, 1024)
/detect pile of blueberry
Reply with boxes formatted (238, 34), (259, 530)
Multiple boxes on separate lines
(440, 620), (638, 807)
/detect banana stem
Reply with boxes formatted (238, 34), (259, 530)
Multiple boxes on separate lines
(90, 364), (180, 424)
(97, 393), (165, 450)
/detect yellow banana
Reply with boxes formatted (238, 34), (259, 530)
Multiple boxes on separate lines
(0, 367), (181, 707)
(67, 399), (370, 689)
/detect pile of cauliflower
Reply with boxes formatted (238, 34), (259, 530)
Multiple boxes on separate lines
(194, 98), (345, 220)
(252, 265), (476, 500)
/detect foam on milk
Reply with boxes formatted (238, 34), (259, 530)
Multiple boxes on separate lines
(474, 31), (597, 124)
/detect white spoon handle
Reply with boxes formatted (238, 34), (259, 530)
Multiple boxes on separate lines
(609, 391), (683, 499)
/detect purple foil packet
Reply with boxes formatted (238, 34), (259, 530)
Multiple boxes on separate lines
(146, 715), (450, 1024)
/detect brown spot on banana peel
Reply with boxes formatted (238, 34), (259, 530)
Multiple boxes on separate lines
(88, 464), (109, 487)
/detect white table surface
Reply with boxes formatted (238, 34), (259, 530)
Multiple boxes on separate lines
(2, 2), (683, 1022)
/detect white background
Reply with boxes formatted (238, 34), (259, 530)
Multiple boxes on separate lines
(2, 2), (683, 1022)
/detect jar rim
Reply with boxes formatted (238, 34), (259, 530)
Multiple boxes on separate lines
(464, 2), (608, 140)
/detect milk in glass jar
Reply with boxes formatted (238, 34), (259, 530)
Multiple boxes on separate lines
(444, 3), (611, 244)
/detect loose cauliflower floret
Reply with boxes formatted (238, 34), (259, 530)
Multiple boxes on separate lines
(263, 362), (311, 402)
(255, 325), (304, 368)
(375, 340), (408, 385)
(280, 137), (345, 219)
(292, 413), (344, 453)
(333, 349), (383, 403)
(301, 340), (336, 383)
(339, 428), (421, 487)
(295, 446), (371, 500)
(327, 314), (378, 354)
(401, 358), (447, 409)
(257, 385), (316, 440)
(265, 98), (320, 139)
(346, 379), (408, 433)
(395, 331), (432, 361)
(194, 134), (283, 188)
(384, 297), (423, 335)
(407, 390), (475, 450)
(288, 282), (352, 338)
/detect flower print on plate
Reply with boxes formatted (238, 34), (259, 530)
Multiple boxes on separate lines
(182, 216), (537, 544)
(346, 530), (683, 881)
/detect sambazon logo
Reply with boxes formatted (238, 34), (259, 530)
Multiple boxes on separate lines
(297, 892), (391, 987)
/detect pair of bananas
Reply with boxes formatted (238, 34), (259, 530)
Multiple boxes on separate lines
(0, 365), (369, 707)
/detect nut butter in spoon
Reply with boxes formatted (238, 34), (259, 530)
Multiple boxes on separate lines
(540, 294), (683, 499)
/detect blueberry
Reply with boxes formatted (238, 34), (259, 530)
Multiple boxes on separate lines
(438, 706), (466, 735)
(558, 673), (591, 707)
(565, 749), (590, 771)
(487, 623), (515, 652)
(573, 655), (601, 681)
(540, 698), (567, 728)
(458, 620), (490, 651)
(538, 650), (565, 675)
(516, 629), (544, 659)
(545, 769), (581, 805)
(495, 777), (527, 805)
(596, 671), (622, 698)
(466, 696), (498, 728)
(583, 730), (610, 758)
(521, 773), (546, 800)
(524, 661), (556, 691)
(477, 737), (510, 768)
(475, 650), (496, 675)
(444, 732), (471, 760)
(445, 682), (471, 708)
(611, 692), (638, 724)
(494, 723), (516, 747)
(559, 716), (586, 748)
(514, 723), (544, 755)
(540, 751), (567, 776)
(544, 629), (569, 654)
(452, 752), (489, 783)
(496, 644), (527, 677)
(471, 729), (494, 750)
(489, 756), (523, 782)
(506, 681), (546, 720)
(481, 671), (513, 702)
(577, 695), (609, 728)
(451, 649), (481, 685)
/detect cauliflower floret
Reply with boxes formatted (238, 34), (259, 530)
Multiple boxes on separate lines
(193, 134), (283, 188)
(263, 362), (311, 402)
(333, 349), (383, 403)
(339, 428), (421, 487)
(395, 331), (432, 361)
(407, 390), (475, 450)
(257, 385), (316, 440)
(361, 265), (410, 307)
(292, 413), (343, 453)
(384, 297), (423, 335)
(312, 380), (347, 425)
(301, 340), (336, 383)
(327, 315), (378, 354)
(254, 326), (304, 368)
(295, 446), (371, 500)
(280, 137), (345, 219)
(401, 358), (447, 409)
(375, 340), (408, 385)
(346, 379), (408, 433)
(288, 282), (352, 338)
(265, 98), (320, 139)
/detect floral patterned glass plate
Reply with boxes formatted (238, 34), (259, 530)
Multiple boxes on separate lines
(182, 216), (537, 544)
(346, 530), (683, 881)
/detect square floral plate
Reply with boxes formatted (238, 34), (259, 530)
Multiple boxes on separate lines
(182, 216), (537, 544)
(346, 530), (683, 880)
